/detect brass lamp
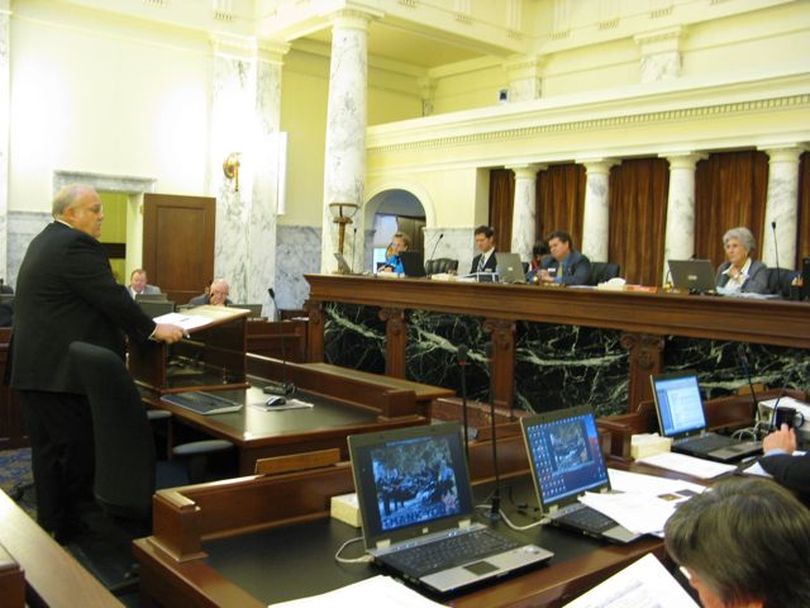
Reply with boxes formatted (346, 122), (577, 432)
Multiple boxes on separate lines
(328, 202), (359, 256)
(223, 153), (241, 192)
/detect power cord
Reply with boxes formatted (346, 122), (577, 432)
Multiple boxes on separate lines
(334, 535), (373, 564)
(474, 503), (548, 531)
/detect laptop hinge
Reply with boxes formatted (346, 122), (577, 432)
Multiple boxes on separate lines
(458, 518), (472, 529)
(376, 539), (391, 550)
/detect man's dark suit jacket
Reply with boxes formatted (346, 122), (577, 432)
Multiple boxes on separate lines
(540, 250), (592, 285)
(759, 452), (810, 505)
(469, 250), (498, 275)
(9, 222), (155, 395)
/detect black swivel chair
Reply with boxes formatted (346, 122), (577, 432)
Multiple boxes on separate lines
(765, 267), (799, 299)
(589, 262), (621, 286)
(68, 341), (232, 593)
(424, 257), (459, 275)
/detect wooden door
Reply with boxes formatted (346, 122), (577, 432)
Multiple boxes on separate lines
(143, 194), (215, 305)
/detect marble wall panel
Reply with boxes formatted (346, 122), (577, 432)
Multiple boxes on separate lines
(275, 225), (321, 311)
(6, 211), (51, 287)
(323, 302), (385, 373)
(514, 322), (629, 416)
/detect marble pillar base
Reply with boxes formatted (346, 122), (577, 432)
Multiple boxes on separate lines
(323, 302), (385, 373)
(275, 225), (322, 311)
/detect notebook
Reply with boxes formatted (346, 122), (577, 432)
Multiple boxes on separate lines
(520, 406), (640, 544)
(399, 251), (426, 278)
(650, 371), (761, 462)
(667, 259), (717, 293)
(348, 423), (552, 595)
(496, 253), (526, 284)
(162, 391), (243, 415)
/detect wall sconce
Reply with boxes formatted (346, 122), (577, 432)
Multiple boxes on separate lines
(223, 153), (241, 192)
(329, 201), (359, 257)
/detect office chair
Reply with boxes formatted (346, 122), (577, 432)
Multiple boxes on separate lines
(424, 257), (459, 275)
(589, 262), (621, 285)
(765, 267), (798, 299)
(68, 341), (232, 593)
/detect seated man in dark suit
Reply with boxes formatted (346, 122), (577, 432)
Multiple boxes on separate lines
(127, 268), (162, 298)
(538, 230), (591, 286)
(759, 422), (810, 505)
(469, 225), (497, 274)
(189, 278), (232, 306)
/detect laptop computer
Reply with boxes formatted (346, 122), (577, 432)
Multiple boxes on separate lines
(496, 253), (526, 284)
(232, 303), (263, 318)
(399, 251), (426, 278)
(520, 406), (641, 544)
(348, 423), (552, 595)
(650, 371), (761, 462)
(667, 259), (717, 293)
(162, 391), (243, 415)
(138, 299), (175, 318)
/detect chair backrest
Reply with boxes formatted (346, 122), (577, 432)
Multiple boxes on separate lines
(68, 341), (156, 519)
(589, 262), (621, 285)
(766, 267), (798, 298)
(424, 257), (459, 275)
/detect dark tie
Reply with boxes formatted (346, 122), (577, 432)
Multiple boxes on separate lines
(478, 255), (485, 272)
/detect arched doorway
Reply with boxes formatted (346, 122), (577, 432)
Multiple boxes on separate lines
(365, 189), (426, 271)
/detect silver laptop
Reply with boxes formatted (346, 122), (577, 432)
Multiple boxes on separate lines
(668, 259), (717, 293)
(651, 371), (761, 462)
(348, 423), (552, 594)
(399, 251), (426, 278)
(496, 253), (526, 284)
(521, 406), (640, 544)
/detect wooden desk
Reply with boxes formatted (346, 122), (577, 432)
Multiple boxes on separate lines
(144, 357), (453, 475)
(304, 274), (810, 413)
(0, 328), (26, 450)
(0, 489), (121, 607)
(134, 434), (668, 608)
(245, 319), (307, 362)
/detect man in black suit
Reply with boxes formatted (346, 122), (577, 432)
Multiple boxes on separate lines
(469, 225), (498, 274)
(759, 423), (810, 505)
(9, 184), (184, 543)
(538, 230), (591, 286)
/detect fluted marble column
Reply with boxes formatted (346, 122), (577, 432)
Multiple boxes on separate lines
(0, 1), (10, 282)
(579, 160), (616, 263)
(761, 147), (803, 269)
(509, 165), (542, 261)
(321, 10), (377, 273)
(661, 153), (704, 283)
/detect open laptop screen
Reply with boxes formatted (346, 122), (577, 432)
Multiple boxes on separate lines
(523, 407), (607, 507)
(651, 372), (706, 437)
(349, 424), (474, 545)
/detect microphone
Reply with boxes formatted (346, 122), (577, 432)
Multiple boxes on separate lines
(267, 287), (279, 322)
(737, 343), (759, 420)
(263, 318), (297, 397)
(457, 345), (471, 465)
(351, 227), (358, 273)
(428, 233), (444, 264)
(771, 221), (781, 294)
(484, 342), (501, 521)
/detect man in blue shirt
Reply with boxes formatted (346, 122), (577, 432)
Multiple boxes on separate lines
(538, 230), (592, 286)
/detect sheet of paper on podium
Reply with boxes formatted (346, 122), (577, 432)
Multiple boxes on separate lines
(154, 305), (250, 334)
(269, 575), (443, 607)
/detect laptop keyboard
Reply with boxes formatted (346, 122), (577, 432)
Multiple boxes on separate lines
(381, 528), (520, 577)
(556, 505), (617, 534)
(677, 434), (732, 452)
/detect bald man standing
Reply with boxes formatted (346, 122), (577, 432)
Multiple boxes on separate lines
(9, 185), (184, 543)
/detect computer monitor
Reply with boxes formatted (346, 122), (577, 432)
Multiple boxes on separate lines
(667, 259), (716, 293)
(138, 300), (175, 318)
(232, 303), (263, 318)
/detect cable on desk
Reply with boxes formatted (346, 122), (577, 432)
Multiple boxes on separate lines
(732, 426), (760, 441)
(474, 503), (548, 531)
(334, 535), (373, 564)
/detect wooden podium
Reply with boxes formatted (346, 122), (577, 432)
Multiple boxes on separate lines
(129, 305), (251, 396)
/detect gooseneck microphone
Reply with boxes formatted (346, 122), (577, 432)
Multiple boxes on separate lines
(263, 310), (297, 397)
(428, 233), (445, 263)
(457, 345), (470, 465)
(485, 343), (501, 521)
(737, 343), (759, 420)
(268, 287), (279, 322)
(770, 220), (782, 296)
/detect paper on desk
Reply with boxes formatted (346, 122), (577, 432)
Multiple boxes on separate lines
(153, 312), (211, 331)
(741, 450), (806, 478)
(608, 468), (705, 496)
(579, 491), (679, 536)
(563, 553), (698, 608)
(636, 452), (736, 479)
(269, 575), (443, 607)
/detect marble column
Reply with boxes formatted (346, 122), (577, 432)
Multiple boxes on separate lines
(0, 1), (10, 282)
(579, 159), (616, 263)
(661, 153), (704, 283)
(321, 9), (377, 273)
(509, 165), (542, 261)
(761, 147), (803, 269)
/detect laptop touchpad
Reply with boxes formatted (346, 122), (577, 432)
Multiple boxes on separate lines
(464, 561), (498, 575)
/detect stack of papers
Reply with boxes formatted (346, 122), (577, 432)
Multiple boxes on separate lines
(636, 452), (737, 479)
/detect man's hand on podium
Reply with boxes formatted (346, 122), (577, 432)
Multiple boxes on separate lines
(153, 323), (186, 344)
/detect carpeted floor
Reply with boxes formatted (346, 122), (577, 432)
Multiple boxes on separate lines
(0, 447), (36, 518)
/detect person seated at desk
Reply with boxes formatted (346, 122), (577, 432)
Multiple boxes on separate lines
(378, 232), (410, 274)
(128, 268), (161, 298)
(537, 230), (591, 285)
(526, 240), (550, 283)
(715, 227), (769, 295)
(469, 225), (497, 274)
(189, 278), (231, 306)
(758, 423), (810, 505)
(665, 476), (810, 608)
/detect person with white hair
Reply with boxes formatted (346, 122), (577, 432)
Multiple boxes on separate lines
(714, 226), (769, 294)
